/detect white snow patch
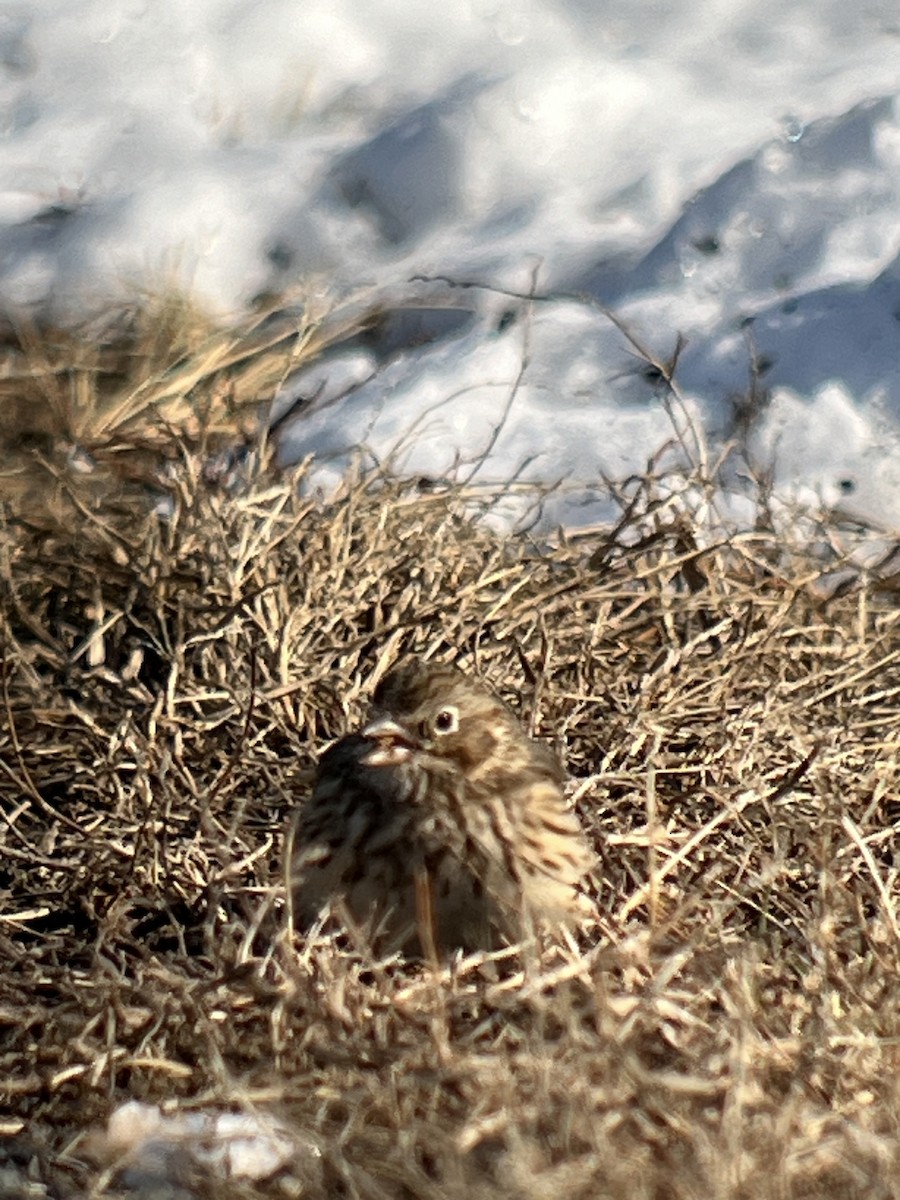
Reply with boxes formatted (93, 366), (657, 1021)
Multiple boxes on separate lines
(2, 0), (900, 533)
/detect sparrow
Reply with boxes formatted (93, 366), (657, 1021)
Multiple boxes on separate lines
(288, 661), (594, 956)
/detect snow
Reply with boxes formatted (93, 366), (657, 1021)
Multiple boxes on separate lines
(2, 0), (900, 531)
(100, 1100), (319, 1185)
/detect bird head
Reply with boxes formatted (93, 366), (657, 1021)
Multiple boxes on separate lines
(360, 661), (521, 775)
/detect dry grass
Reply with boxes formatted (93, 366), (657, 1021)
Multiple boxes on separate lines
(0, 287), (374, 532)
(1, 303), (900, 1200)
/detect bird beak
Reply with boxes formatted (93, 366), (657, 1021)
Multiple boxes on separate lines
(361, 716), (417, 766)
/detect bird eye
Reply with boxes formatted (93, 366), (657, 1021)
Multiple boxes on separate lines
(433, 706), (459, 735)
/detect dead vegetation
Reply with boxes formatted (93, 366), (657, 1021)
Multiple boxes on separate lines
(0, 301), (899, 1200)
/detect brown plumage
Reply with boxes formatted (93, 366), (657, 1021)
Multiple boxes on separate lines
(289, 661), (595, 956)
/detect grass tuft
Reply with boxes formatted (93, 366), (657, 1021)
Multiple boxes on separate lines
(0, 302), (899, 1199)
